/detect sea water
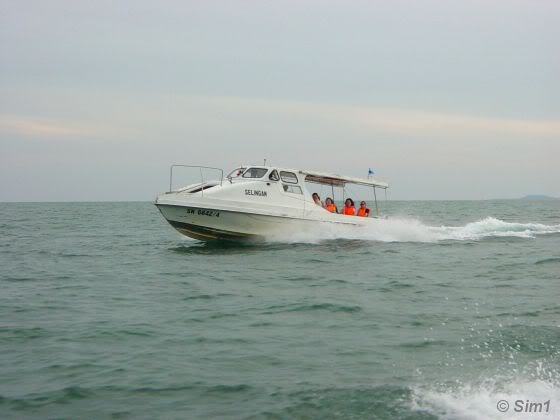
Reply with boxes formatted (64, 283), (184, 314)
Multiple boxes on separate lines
(1, 200), (559, 419)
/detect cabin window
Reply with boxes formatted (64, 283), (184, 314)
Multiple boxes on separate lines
(280, 171), (298, 184)
(269, 170), (280, 181)
(227, 167), (246, 178)
(242, 167), (268, 179)
(283, 185), (302, 194)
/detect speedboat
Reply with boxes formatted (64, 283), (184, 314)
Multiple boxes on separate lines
(154, 164), (389, 241)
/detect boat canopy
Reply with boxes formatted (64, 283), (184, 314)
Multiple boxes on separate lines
(299, 169), (388, 189)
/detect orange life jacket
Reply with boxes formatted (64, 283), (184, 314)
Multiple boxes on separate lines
(343, 206), (356, 215)
(357, 207), (370, 217)
(326, 204), (337, 213)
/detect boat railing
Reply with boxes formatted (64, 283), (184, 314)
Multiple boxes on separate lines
(169, 165), (224, 195)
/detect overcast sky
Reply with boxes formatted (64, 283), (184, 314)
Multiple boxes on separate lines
(1, 0), (558, 201)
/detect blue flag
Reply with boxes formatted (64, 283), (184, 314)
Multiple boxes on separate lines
(368, 168), (375, 177)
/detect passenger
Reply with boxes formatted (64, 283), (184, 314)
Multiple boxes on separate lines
(325, 197), (337, 213)
(342, 198), (356, 215)
(357, 201), (370, 217)
(312, 193), (324, 207)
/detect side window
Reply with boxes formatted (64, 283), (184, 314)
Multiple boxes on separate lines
(280, 171), (298, 184)
(242, 167), (268, 178)
(283, 185), (303, 194)
(269, 170), (280, 181)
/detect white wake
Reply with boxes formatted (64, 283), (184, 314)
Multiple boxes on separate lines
(266, 217), (560, 243)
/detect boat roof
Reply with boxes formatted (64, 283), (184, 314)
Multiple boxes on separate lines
(242, 165), (389, 189)
(299, 169), (388, 189)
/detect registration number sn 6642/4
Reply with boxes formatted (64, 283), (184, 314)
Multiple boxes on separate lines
(184, 208), (220, 217)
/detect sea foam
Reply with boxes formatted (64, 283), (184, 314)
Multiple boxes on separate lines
(266, 217), (560, 243)
(411, 376), (559, 420)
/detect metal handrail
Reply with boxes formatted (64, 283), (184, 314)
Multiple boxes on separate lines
(169, 165), (224, 194)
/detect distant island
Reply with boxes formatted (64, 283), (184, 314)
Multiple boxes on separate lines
(521, 195), (559, 200)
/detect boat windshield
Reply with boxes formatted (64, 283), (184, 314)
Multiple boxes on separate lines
(242, 167), (268, 179)
(227, 167), (246, 178)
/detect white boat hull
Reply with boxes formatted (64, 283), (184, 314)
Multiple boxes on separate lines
(155, 167), (383, 241)
(156, 203), (309, 240)
(156, 202), (366, 240)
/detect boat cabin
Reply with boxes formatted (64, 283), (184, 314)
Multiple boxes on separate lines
(167, 164), (388, 217)
(223, 165), (389, 216)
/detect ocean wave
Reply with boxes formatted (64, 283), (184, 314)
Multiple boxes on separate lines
(266, 217), (560, 243)
(410, 359), (560, 420)
(183, 293), (235, 301)
(253, 385), (416, 419)
(1, 385), (94, 409)
(535, 257), (560, 265)
(261, 302), (363, 314)
(412, 376), (559, 420)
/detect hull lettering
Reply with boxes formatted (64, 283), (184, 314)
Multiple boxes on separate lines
(245, 189), (267, 197)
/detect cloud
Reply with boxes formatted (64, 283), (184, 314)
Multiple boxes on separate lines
(0, 114), (94, 139)
(2, 94), (559, 149)
(191, 95), (560, 138)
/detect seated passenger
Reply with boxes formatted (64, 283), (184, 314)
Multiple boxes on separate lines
(357, 201), (370, 217)
(312, 193), (324, 207)
(342, 198), (356, 215)
(325, 197), (337, 213)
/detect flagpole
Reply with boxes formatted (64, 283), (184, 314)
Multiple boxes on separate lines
(373, 186), (379, 217)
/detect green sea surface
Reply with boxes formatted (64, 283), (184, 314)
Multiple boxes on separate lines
(1, 200), (559, 419)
